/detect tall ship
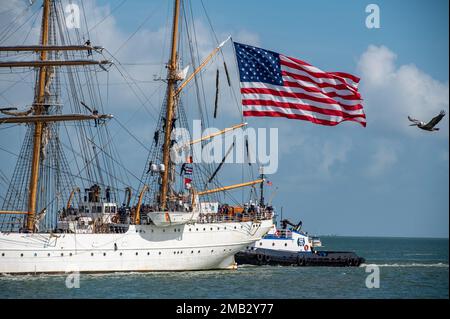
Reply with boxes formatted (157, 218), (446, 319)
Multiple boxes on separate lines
(0, 0), (273, 274)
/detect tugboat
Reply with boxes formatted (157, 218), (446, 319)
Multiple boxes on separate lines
(235, 219), (365, 267)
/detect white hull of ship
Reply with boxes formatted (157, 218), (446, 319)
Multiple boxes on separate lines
(0, 220), (272, 274)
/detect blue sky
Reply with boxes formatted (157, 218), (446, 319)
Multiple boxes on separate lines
(0, 0), (448, 238)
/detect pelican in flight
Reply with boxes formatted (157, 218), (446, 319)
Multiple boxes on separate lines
(408, 110), (446, 131)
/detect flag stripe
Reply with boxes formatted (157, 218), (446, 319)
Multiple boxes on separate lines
(242, 99), (366, 118)
(282, 70), (359, 93)
(281, 55), (360, 86)
(241, 92), (364, 113)
(282, 80), (361, 99)
(241, 87), (363, 108)
(243, 109), (366, 127)
(242, 80), (362, 99)
(282, 73), (359, 93)
(281, 57), (359, 89)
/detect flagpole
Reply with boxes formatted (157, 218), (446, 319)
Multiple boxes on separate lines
(259, 166), (264, 206)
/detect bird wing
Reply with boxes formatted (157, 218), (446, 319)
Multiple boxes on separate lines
(408, 115), (420, 124)
(424, 110), (446, 129)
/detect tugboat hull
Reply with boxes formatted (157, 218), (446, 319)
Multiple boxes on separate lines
(236, 248), (365, 267)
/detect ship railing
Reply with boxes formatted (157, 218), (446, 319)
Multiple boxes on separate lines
(196, 211), (273, 224)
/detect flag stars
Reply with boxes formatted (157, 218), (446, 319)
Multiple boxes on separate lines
(235, 42), (282, 85)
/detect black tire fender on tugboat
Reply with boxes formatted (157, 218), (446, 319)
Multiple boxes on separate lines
(264, 255), (271, 263)
(256, 254), (264, 264)
(345, 258), (351, 266)
(297, 255), (306, 266)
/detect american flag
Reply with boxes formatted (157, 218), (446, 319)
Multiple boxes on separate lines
(234, 42), (366, 127)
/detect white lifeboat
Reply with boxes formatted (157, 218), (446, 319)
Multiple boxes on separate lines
(148, 211), (199, 227)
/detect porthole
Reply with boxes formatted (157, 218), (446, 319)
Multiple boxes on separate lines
(135, 252), (138, 256)
(217, 227), (220, 230)
(191, 250), (194, 254)
(224, 227), (227, 230)
(48, 253), (51, 257)
(284, 243), (288, 247)
(70, 253), (73, 257)
(120, 252), (123, 256)
(196, 228), (198, 231)
(103, 253), (106, 256)
(34, 253), (37, 257)
(91, 253), (94, 256)
(159, 252), (161, 255)
(272, 243), (275, 246)
(198, 250), (200, 253)
(234, 226), (237, 229)
(151, 229), (154, 233)
(241, 226), (243, 229)
(163, 229), (165, 232)
(61, 253), (64, 256)
(210, 228), (213, 231)
(211, 250), (214, 253)
(203, 228), (206, 231)
(259, 242), (263, 246)
(173, 251), (176, 255)
(189, 228), (191, 231)
(147, 252), (150, 256)
(1, 253), (4, 257)
(174, 229), (177, 232)
(20, 253), (23, 257)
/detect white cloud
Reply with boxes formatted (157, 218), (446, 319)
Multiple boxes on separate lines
(358, 45), (449, 136)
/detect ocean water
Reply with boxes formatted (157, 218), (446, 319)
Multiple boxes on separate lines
(0, 237), (448, 299)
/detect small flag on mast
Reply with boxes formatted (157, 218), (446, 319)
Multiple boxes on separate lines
(234, 42), (366, 127)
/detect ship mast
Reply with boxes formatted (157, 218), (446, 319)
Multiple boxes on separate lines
(0, 0), (112, 231)
(160, 0), (181, 210)
(26, 0), (51, 232)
